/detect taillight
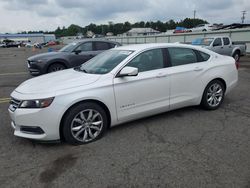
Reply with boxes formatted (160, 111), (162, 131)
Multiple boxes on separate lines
(235, 61), (239, 70)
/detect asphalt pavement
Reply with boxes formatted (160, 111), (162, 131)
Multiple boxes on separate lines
(0, 47), (250, 188)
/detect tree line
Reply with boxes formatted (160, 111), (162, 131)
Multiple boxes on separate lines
(19, 18), (208, 38)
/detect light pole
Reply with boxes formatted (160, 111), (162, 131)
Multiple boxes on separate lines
(241, 11), (246, 24)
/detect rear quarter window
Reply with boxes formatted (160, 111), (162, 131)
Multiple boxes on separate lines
(109, 43), (118, 48)
(199, 51), (210, 61)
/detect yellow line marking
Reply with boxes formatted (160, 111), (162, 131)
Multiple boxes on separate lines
(0, 98), (11, 104)
(0, 72), (27, 76)
(0, 97), (11, 101)
(0, 100), (10, 104)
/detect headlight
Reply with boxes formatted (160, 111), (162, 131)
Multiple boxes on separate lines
(37, 59), (44, 63)
(19, 97), (54, 108)
(29, 59), (45, 64)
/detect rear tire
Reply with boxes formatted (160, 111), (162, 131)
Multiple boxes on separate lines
(201, 80), (225, 110)
(233, 51), (240, 62)
(62, 102), (108, 145)
(47, 63), (66, 73)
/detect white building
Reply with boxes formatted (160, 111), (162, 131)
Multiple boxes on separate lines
(125, 28), (160, 36)
(0, 33), (56, 43)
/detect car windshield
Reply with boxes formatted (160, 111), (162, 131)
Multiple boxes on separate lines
(75, 50), (133, 74)
(192, 38), (214, 46)
(59, 42), (78, 52)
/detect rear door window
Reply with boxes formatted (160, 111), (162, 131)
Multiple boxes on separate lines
(223, 37), (230, 45)
(94, 42), (110, 51)
(126, 49), (164, 72)
(168, 48), (198, 66)
(75, 42), (92, 51)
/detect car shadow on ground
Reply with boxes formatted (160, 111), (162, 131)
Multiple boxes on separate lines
(23, 106), (200, 147)
(108, 106), (201, 133)
(21, 101), (232, 147)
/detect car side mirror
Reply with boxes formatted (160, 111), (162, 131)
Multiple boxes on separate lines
(74, 50), (81, 54)
(117, 66), (138, 77)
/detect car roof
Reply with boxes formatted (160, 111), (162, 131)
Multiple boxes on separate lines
(75, 39), (119, 44)
(114, 43), (218, 57)
(114, 43), (207, 51)
(200, 36), (229, 39)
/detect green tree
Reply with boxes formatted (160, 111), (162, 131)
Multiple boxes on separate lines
(50, 17), (209, 38)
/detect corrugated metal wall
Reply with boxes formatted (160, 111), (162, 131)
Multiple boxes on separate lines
(106, 28), (250, 52)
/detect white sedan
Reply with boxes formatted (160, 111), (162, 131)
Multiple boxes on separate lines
(9, 43), (238, 145)
(191, 24), (215, 32)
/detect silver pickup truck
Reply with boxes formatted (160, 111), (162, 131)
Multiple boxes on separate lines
(192, 36), (247, 61)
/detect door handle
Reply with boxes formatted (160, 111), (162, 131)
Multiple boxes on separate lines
(156, 73), (167, 78)
(194, 67), (203, 71)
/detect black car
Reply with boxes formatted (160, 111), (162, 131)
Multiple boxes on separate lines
(6, 42), (20, 48)
(27, 39), (121, 75)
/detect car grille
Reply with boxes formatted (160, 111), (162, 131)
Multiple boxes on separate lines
(9, 98), (21, 112)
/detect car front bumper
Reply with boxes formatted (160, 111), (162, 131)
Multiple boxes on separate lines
(27, 60), (46, 76)
(8, 100), (63, 141)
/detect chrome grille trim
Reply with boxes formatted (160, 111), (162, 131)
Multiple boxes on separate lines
(9, 98), (21, 112)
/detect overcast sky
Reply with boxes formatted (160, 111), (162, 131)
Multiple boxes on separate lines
(0, 0), (249, 33)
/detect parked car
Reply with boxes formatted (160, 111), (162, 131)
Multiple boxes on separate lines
(192, 36), (247, 61)
(173, 27), (191, 34)
(0, 43), (7, 48)
(33, 42), (42, 49)
(9, 43), (238, 145)
(27, 39), (121, 75)
(191, 24), (215, 32)
(47, 41), (57, 46)
(3, 42), (20, 48)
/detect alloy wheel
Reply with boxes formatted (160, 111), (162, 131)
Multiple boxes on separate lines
(51, 66), (64, 72)
(70, 109), (103, 143)
(206, 83), (223, 107)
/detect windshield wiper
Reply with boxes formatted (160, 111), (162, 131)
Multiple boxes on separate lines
(81, 68), (88, 73)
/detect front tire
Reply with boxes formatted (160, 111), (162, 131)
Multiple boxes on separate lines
(62, 102), (108, 145)
(201, 80), (225, 110)
(47, 63), (66, 73)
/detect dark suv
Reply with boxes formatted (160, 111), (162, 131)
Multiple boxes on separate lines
(27, 39), (121, 75)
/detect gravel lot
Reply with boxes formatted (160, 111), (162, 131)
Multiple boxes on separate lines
(0, 47), (250, 188)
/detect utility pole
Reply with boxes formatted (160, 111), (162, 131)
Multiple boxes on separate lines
(241, 11), (246, 24)
(193, 10), (196, 19)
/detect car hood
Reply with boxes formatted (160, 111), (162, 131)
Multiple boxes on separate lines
(15, 69), (101, 95)
(201, 46), (210, 49)
(28, 51), (67, 61)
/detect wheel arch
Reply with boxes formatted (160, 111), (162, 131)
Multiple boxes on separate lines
(205, 78), (227, 92)
(232, 48), (241, 56)
(59, 99), (111, 141)
(200, 77), (227, 104)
